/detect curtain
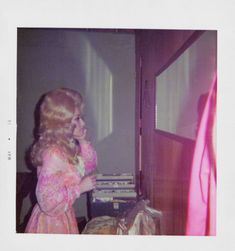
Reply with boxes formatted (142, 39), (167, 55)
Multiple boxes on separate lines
(186, 76), (217, 236)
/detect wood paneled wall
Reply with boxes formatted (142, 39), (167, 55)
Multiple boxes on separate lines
(135, 29), (197, 235)
(151, 132), (194, 235)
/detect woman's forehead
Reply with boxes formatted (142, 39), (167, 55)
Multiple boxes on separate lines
(75, 104), (84, 114)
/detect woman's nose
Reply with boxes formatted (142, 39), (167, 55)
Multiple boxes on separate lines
(79, 118), (85, 127)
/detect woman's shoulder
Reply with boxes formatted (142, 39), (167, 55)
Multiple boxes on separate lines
(38, 145), (70, 176)
(42, 145), (68, 167)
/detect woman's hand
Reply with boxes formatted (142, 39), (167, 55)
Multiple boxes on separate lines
(73, 126), (87, 141)
(79, 175), (96, 194)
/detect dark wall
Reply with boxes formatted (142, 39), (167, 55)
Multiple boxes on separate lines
(135, 29), (196, 235)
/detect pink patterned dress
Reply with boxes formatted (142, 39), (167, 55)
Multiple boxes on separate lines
(25, 141), (97, 234)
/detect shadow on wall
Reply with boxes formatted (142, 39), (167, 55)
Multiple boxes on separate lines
(83, 33), (135, 174)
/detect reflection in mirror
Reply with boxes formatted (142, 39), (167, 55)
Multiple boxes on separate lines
(155, 31), (217, 140)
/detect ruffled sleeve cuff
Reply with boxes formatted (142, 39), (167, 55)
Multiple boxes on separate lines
(79, 141), (97, 174)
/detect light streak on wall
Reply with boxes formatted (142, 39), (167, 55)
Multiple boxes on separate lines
(83, 36), (113, 142)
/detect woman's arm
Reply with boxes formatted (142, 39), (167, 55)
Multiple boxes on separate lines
(36, 148), (81, 217)
(79, 140), (97, 174)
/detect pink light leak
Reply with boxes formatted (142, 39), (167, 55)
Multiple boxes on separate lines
(186, 75), (217, 236)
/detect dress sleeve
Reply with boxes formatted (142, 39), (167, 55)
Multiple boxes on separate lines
(36, 147), (81, 217)
(79, 141), (97, 175)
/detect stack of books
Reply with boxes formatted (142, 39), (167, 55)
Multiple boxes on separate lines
(92, 173), (137, 202)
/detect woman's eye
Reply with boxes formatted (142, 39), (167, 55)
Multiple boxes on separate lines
(76, 114), (85, 121)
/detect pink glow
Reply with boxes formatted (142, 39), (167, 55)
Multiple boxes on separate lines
(186, 76), (217, 236)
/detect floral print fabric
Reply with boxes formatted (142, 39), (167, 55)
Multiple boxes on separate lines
(25, 142), (97, 234)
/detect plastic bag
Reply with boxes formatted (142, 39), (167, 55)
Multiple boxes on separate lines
(82, 200), (162, 235)
(117, 200), (162, 235)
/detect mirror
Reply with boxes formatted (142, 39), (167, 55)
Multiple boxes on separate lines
(155, 31), (217, 140)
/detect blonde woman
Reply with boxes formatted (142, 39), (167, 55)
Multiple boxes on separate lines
(25, 88), (97, 234)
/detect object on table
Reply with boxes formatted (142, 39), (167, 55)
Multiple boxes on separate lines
(82, 199), (162, 235)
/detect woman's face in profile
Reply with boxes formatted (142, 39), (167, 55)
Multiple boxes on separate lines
(71, 106), (87, 139)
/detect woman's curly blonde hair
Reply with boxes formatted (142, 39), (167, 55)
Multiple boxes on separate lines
(30, 88), (83, 167)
